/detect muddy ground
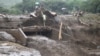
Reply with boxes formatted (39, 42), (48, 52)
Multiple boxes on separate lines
(0, 14), (100, 56)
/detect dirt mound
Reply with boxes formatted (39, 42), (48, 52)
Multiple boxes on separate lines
(27, 36), (88, 56)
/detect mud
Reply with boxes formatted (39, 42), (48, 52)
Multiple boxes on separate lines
(0, 14), (100, 56)
(27, 36), (88, 56)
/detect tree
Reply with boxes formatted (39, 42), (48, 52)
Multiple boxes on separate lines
(14, 0), (100, 14)
(81, 0), (100, 13)
(0, 6), (9, 14)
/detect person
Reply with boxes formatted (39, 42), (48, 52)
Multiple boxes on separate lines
(35, 2), (40, 10)
(30, 2), (44, 17)
(61, 7), (68, 14)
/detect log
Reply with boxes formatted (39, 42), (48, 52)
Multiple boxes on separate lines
(6, 28), (27, 45)
(22, 26), (52, 32)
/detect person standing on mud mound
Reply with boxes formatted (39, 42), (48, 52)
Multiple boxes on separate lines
(76, 11), (84, 24)
(30, 2), (41, 18)
(33, 2), (45, 17)
(35, 2), (47, 26)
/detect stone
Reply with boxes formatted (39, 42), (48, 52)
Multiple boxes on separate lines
(0, 41), (41, 56)
(0, 31), (15, 42)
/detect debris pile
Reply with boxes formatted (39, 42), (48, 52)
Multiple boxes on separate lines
(0, 8), (100, 56)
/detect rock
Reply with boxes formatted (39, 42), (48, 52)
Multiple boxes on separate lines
(0, 31), (15, 42)
(27, 36), (88, 56)
(0, 41), (41, 56)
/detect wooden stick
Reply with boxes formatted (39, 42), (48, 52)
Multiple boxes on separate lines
(59, 22), (63, 40)
(41, 11), (46, 27)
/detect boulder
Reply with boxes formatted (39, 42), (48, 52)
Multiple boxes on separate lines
(0, 41), (41, 56)
(0, 31), (15, 42)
